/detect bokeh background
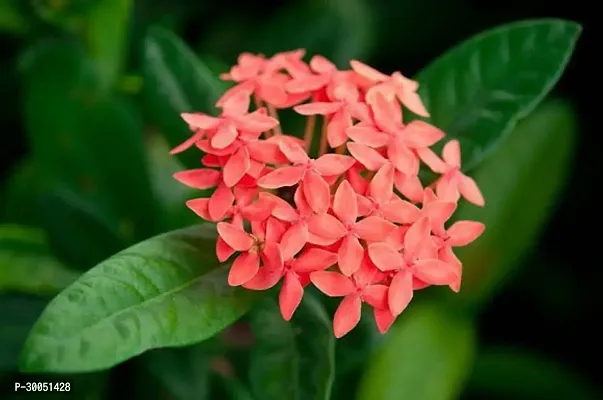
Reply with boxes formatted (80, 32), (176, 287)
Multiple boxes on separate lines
(0, 0), (597, 399)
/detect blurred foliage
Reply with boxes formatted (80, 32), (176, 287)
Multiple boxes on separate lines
(0, 0), (594, 399)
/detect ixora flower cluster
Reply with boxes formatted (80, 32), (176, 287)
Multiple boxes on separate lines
(172, 50), (485, 338)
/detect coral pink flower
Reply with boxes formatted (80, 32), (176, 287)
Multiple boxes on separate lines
(311, 255), (389, 338)
(177, 92), (279, 153)
(294, 84), (370, 148)
(368, 218), (457, 316)
(350, 60), (429, 117)
(257, 139), (355, 213)
(421, 140), (485, 206)
(308, 180), (396, 276)
(217, 219), (283, 286)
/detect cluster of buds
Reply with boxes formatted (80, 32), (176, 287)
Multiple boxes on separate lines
(172, 50), (485, 338)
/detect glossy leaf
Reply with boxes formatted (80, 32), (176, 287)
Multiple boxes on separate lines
(247, 0), (374, 67)
(0, 294), (47, 371)
(358, 302), (476, 400)
(20, 224), (257, 373)
(415, 19), (581, 171)
(145, 344), (212, 400)
(248, 295), (335, 400)
(467, 347), (600, 400)
(0, 225), (79, 294)
(21, 40), (158, 240)
(141, 26), (227, 169)
(85, 0), (132, 88)
(452, 99), (577, 308)
(38, 189), (125, 270)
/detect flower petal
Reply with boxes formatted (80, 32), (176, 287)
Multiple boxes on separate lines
(240, 192), (276, 221)
(308, 213), (347, 239)
(228, 252), (260, 286)
(279, 272), (304, 321)
(338, 235), (364, 276)
(185, 198), (211, 221)
(257, 165), (305, 189)
(208, 183), (235, 221)
(361, 284), (388, 309)
(293, 248), (338, 273)
(216, 236), (235, 262)
(373, 307), (396, 334)
(310, 271), (355, 297)
(327, 109), (352, 148)
(354, 216), (396, 242)
(217, 222), (254, 251)
(388, 269), (413, 316)
(173, 169), (221, 189)
(333, 294), (362, 338)
(280, 222), (309, 261)
(413, 259), (457, 285)
(313, 154), (356, 176)
(302, 171), (330, 214)
(388, 139), (419, 175)
(294, 102), (342, 116)
(368, 242), (404, 271)
(223, 147), (251, 187)
(400, 120), (444, 148)
(278, 137), (310, 164)
(369, 164), (395, 204)
(446, 221), (485, 247)
(442, 140), (461, 168)
(211, 122), (239, 149)
(459, 174), (485, 207)
(381, 197), (420, 224)
(404, 217), (431, 256)
(347, 142), (388, 171)
(333, 180), (358, 225)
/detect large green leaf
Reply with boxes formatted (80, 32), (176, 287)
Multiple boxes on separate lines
(0, 225), (79, 294)
(141, 26), (227, 169)
(452, 99), (577, 308)
(467, 347), (600, 400)
(246, 0), (374, 67)
(20, 224), (257, 373)
(358, 302), (476, 400)
(85, 0), (132, 88)
(248, 295), (335, 400)
(415, 19), (581, 171)
(21, 40), (158, 240)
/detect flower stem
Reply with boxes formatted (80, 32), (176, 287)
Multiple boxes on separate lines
(303, 115), (316, 151)
(267, 104), (282, 136)
(318, 117), (329, 156)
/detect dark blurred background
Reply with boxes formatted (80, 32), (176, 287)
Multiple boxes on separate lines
(0, 0), (597, 398)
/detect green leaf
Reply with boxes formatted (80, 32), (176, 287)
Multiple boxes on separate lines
(38, 188), (125, 270)
(246, 0), (374, 67)
(20, 224), (257, 373)
(144, 344), (212, 400)
(415, 19), (581, 171)
(248, 294), (335, 400)
(141, 26), (228, 169)
(0, 294), (47, 371)
(358, 302), (476, 400)
(85, 0), (132, 88)
(214, 375), (256, 400)
(30, 0), (97, 30)
(467, 347), (600, 400)
(0, 224), (79, 294)
(452, 99), (577, 309)
(21, 40), (158, 240)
